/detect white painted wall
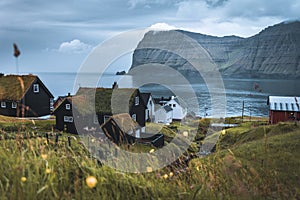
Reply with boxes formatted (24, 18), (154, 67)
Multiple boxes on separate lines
(155, 107), (173, 124)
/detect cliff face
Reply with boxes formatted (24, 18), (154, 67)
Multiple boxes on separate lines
(131, 21), (300, 78)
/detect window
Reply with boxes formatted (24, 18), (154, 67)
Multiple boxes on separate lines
(285, 103), (289, 110)
(65, 104), (71, 110)
(1, 102), (6, 108)
(33, 84), (39, 93)
(274, 103), (277, 110)
(279, 103), (283, 110)
(135, 96), (139, 106)
(12, 102), (17, 109)
(50, 98), (54, 111)
(132, 114), (137, 121)
(64, 116), (73, 123)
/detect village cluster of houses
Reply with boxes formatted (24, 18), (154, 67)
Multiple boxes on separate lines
(0, 74), (189, 145)
(0, 74), (299, 140)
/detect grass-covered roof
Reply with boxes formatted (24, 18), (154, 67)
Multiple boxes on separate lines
(0, 74), (37, 101)
(73, 87), (139, 115)
(103, 113), (140, 133)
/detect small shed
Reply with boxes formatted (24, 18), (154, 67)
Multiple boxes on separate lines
(101, 113), (165, 147)
(267, 96), (300, 124)
(101, 113), (140, 145)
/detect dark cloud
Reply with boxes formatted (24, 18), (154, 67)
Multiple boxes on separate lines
(0, 0), (298, 73)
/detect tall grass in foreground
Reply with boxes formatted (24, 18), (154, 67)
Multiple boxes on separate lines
(0, 120), (300, 199)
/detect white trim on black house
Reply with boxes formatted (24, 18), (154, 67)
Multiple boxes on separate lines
(11, 102), (17, 109)
(33, 84), (39, 93)
(1, 101), (6, 108)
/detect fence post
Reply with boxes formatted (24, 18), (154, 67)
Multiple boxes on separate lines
(45, 133), (49, 144)
(55, 134), (59, 145)
(68, 136), (71, 147)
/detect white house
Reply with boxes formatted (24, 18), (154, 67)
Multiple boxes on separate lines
(154, 105), (173, 125)
(165, 96), (187, 121)
(141, 93), (155, 122)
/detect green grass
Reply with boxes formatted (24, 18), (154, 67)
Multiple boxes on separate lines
(0, 115), (300, 199)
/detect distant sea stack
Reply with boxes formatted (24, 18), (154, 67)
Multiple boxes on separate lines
(130, 21), (300, 79)
(116, 70), (126, 75)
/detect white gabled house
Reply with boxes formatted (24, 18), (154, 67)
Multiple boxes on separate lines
(166, 96), (187, 121)
(154, 105), (173, 125)
(141, 93), (155, 122)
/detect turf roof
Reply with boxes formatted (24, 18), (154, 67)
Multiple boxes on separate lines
(73, 87), (139, 115)
(0, 75), (37, 101)
(102, 113), (140, 133)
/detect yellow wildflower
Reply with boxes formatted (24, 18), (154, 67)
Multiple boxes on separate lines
(86, 176), (97, 188)
(169, 172), (174, 177)
(45, 168), (51, 174)
(21, 177), (27, 182)
(146, 167), (153, 173)
(41, 154), (48, 160)
(149, 149), (155, 153)
(183, 131), (189, 137)
(163, 174), (168, 179)
(221, 130), (226, 135)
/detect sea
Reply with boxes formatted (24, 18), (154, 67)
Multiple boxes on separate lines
(35, 72), (300, 118)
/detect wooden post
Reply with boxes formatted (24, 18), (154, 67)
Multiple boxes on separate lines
(68, 136), (71, 147)
(55, 134), (59, 145)
(45, 133), (49, 144)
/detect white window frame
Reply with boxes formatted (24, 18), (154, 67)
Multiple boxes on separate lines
(65, 103), (71, 110)
(132, 114), (137, 121)
(64, 116), (73, 123)
(1, 102), (6, 108)
(33, 84), (39, 93)
(12, 102), (17, 109)
(135, 96), (139, 106)
(50, 98), (54, 111)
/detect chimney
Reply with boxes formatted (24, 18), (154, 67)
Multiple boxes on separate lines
(112, 82), (118, 89)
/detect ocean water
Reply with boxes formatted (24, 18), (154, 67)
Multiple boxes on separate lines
(36, 72), (300, 117)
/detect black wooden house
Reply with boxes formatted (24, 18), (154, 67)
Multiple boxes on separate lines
(53, 86), (147, 134)
(52, 95), (78, 134)
(0, 74), (54, 117)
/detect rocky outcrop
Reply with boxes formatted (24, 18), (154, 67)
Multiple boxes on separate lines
(130, 21), (300, 79)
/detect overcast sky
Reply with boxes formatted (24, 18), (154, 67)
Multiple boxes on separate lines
(0, 0), (299, 73)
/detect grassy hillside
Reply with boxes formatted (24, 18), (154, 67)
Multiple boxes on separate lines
(190, 121), (300, 199)
(0, 115), (300, 199)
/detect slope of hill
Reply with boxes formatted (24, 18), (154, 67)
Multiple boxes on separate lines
(131, 21), (300, 78)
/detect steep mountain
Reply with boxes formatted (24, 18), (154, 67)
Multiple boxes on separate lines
(130, 21), (300, 78)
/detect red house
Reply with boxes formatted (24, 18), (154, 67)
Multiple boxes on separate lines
(267, 96), (300, 124)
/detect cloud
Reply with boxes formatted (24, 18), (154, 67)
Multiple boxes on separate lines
(176, 0), (300, 20)
(58, 39), (93, 54)
(149, 23), (177, 30)
(173, 0), (300, 37)
(127, 0), (181, 9)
